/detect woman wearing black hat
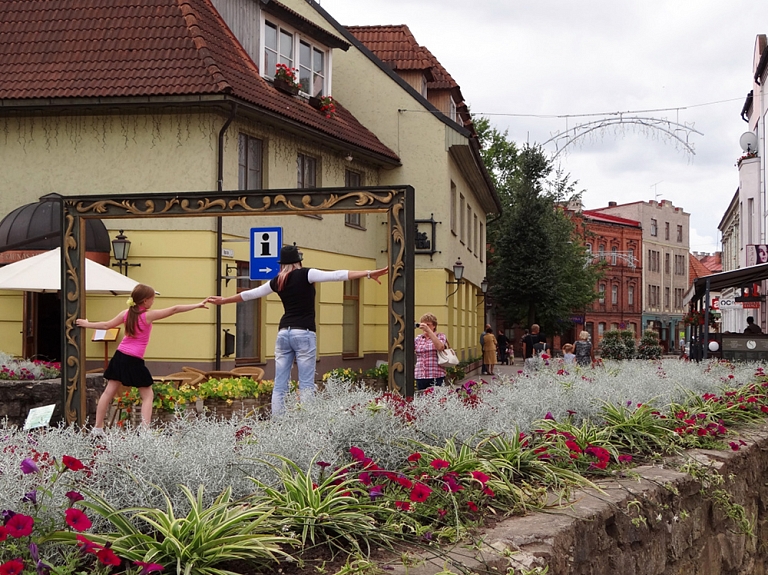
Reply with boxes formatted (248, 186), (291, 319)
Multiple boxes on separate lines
(207, 245), (387, 416)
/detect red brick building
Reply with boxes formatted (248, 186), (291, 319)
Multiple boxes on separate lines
(571, 210), (644, 347)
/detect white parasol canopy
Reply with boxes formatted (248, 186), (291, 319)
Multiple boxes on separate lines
(0, 248), (139, 294)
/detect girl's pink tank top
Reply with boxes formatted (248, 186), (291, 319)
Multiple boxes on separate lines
(117, 311), (152, 359)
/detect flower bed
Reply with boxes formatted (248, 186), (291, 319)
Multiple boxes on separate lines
(0, 351), (60, 380)
(3, 359), (768, 573)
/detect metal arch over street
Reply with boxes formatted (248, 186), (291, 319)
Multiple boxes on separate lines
(51, 186), (415, 425)
(543, 115), (703, 159)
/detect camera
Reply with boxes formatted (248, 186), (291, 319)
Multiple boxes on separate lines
(415, 322), (421, 328)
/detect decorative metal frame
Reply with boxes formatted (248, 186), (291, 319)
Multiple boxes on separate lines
(51, 186), (415, 425)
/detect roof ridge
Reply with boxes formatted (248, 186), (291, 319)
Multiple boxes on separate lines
(177, 0), (233, 93)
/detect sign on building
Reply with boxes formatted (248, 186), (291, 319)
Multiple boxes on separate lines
(249, 227), (282, 280)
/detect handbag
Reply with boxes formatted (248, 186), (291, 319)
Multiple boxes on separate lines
(437, 342), (459, 367)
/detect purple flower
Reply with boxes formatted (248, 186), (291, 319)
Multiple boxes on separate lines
(64, 491), (84, 504)
(20, 458), (39, 475)
(22, 491), (37, 505)
(369, 485), (384, 500)
(544, 412), (554, 421)
(316, 461), (331, 469)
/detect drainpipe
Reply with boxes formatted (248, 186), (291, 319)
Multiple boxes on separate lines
(215, 102), (238, 369)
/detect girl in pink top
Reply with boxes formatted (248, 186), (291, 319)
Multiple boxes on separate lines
(76, 283), (208, 433)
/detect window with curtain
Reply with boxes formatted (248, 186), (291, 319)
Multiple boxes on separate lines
(238, 134), (263, 190)
(344, 170), (364, 228)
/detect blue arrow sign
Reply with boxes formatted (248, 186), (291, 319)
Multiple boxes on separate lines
(250, 227), (282, 280)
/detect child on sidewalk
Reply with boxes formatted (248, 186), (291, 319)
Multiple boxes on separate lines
(76, 284), (208, 433)
(562, 343), (576, 365)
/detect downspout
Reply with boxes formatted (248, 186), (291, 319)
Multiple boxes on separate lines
(215, 102), (238, 369)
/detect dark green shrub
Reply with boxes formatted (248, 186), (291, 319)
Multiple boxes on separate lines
(637, 329), (663, 360)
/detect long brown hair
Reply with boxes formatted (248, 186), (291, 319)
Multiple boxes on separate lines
(125, 284), (154, 337)
(275, 262), (302, 292)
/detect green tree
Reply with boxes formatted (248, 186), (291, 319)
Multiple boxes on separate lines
(476, 119), (601, 334)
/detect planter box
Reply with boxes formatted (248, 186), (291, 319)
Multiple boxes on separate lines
(199, 396), (270, 420)
(273, 77), (299, 96)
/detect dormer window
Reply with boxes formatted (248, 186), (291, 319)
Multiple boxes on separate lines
(263, 19), (330, 97)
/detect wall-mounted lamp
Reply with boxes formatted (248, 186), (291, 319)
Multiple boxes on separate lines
(344, 153), (353, 162)
(111, 230), (141, 276)
(446, 258), (464, 298)
(480, 277), (489, 294)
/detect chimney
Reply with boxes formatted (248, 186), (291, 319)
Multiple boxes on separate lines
(608, 201), (617, 207)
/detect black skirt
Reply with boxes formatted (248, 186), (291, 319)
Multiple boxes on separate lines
(103, 349), (154, 388)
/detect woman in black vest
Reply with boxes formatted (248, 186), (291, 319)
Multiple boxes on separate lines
(208, 245), (387, 416)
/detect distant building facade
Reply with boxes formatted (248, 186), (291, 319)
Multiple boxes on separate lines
(592, 200), (690, 352)
(570, 209), (643, 348)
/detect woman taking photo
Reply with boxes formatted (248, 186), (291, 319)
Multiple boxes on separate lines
(414, 313), (447, 391)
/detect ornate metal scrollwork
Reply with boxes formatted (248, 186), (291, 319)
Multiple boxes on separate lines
(61, 186), (415, 424)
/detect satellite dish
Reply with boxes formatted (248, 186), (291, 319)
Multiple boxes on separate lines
(740, 132), (758, 153)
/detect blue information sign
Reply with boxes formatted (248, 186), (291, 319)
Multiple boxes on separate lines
(249, 227), (282, 280)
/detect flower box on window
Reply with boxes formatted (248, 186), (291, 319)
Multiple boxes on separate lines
(273, 63), (300, 96)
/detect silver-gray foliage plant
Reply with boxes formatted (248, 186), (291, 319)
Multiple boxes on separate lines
(0, 359), (763, 519)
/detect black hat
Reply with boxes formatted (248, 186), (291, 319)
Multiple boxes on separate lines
(278, 244), (303, 264)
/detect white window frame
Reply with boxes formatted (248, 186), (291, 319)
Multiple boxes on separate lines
(261, 17), (332, 97)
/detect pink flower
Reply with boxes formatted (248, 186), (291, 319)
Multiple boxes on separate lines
(65, 508), (92, 532)
(407, 452), (422, 463)
(349, 446), (365, 461)
(470, 471), (489, 485)
(729, 442), (740, 451)
(467, 501), (478, 512)
(6, 514), (33, 538)
(430, 459), (450, 470)
(409, 482), (433, 502)
(97, 548), (121, 566)
(65, 491), (85, 503)
(76, 535), (101, 554)
(0, 559), (25, 575)
(618, 455), (633, 464)
(134, 562), (165, 574)
(394, 501), (411, 511)
(62, 455), (85, 472)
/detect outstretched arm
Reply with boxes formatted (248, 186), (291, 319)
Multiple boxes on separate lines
(76, 311), (125, 330)
(207, 282), (274, 306)
(146, 300), (208, 323)
(309, 267), (388, 284)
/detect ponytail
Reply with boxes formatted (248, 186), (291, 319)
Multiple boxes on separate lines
(125, 284), (155, 337)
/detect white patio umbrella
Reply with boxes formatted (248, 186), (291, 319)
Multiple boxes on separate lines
(0, 247), (139, 294)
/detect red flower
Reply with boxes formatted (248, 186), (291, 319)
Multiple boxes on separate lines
(467, 501), (478, 512)
(409, 482), (433, 502)
(565, 440), (582, 454)
(65, 508), (92, 532)
(483, 487), (495, 497)
(394, 501), (411, 511)
(393, 476), (413, 489)
(0, 526), (7, 542)
(134, 561), (164, 574)
(0, 559), (25, 575)
(470, 471), (489, 485)
(97, 548), (121, 566)
(76, 535), (101, 554)
(407, 452), (422, 463)
(6, 514), (33, 538)
(62, 455), (85, 472)
(430, 459), (450, 470)
(349, 446), (365, 461)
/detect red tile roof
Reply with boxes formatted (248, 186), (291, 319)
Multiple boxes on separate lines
(0, 0), (398, 162)
(582, 210), (641, 227)
(346, 25), (435, 79)
(697, 253), (723, 273)
(689, 253), (713, 286)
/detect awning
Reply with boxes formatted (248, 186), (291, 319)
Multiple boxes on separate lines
(0, 248), (140, 295)
(685, 262), (768, 307)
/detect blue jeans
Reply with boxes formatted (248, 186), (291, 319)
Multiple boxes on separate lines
(273, 328), (317, 416)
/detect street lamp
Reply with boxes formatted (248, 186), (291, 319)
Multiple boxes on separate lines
(446, 258), (464, 298)
(111, 230), (141, 276)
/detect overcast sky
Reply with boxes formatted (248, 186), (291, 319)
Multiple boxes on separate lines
(320, 0), (768, 253)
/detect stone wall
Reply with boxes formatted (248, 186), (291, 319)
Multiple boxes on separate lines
(0, 376), (105, 428)
(391, 425), (768, 575)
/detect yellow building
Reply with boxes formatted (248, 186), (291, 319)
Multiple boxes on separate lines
(0, 0), (499, 380)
